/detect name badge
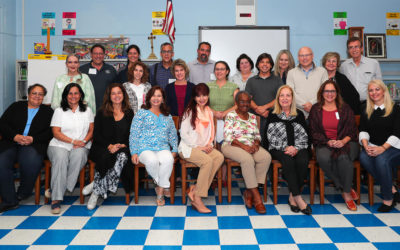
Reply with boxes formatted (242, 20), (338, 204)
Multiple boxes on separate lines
(88, 68), (97, 75)
(169, 78), (176, 84)
(57, 82), (64, 88)
(335, 112), (340, 120)
(210, 73), (216, 81)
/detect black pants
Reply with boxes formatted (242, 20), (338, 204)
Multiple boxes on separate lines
(271, 149), (309, 196)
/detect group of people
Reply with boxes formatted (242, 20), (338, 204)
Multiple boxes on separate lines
(0, 37), (399, 215)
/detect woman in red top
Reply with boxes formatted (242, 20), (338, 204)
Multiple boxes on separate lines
(309, 80), (359, 211)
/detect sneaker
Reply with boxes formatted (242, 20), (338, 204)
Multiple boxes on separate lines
(83, 182), (94, 196)
(87, 193), (98, 210)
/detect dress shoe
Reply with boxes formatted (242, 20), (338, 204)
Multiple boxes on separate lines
(253, 200), (266, 214)
(82, 182), (94, 196)
(243, 190), (253, 209)
(345, 200), (357, 211)
(0, 203), (19, 213)
(288, 200), (300, 213)
(377, 202), (396, 213)
(350, 189), (359, 201)
(186, 186), (195, 202)
(300, 204), (312, 215)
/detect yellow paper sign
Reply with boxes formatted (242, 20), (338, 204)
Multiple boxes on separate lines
(386, 12), (400, 36)
(152, 11), (166, 35)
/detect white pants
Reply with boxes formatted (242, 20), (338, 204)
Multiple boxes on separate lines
(139, 150), (174, 188)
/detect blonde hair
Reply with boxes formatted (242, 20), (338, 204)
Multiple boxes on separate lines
(321, 52), (341, 68)
(366, 79), (394, 119)
(272, 85), (297, 116)
(273, 50), (295, 77)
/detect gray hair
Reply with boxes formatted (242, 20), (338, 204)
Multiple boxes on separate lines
(235, 90), (252, 103)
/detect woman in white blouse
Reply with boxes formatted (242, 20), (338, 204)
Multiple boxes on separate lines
(47, 83), (94, 214)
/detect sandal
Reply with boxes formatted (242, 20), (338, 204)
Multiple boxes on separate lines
(164, 188), (171, 198)
(51, 201), (61, 214)
(155, 187), (165, 206)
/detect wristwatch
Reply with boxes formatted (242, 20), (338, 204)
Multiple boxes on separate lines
(83, 140), (87, 144)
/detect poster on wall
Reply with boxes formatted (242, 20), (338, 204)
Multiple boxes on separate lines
(41, 12), (55, 36)
(386, 12), (400, 36)
(62, 12), (77, 36)
(152, 11), (166, 35)
(333, 12), (347, 35)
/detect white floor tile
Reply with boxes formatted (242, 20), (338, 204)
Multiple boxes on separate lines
(357, 227), (400, 242)
(0, 216), (27, 229)
(332, 203), (371, 214)
(250, 215), (286, 228)
(216, 205), (248, 216)
(202, 196), (217, 206)
(28, 245), (67, 250)
(335, 242), (377, 250)
(117, 217), (153, 230)
(375, 213), (400, 226)
(184, 217), (218, 230)
(104, 246), (142, 250)
(92, 205), (128, 217)
(32, 204), (71, 216)
(155, 205), (186, 217)
(260, 244), (299, 250)
(219, 229), (257, 245)
(313, 214), (353, 227)
(145, 230), (183, 245)
(49, 216), (90, 229)
(182, 246), (220, 250)
(0, 229), (45, 245)
(289, 228), (332, 244)
(275, 204), (298, 215)
(69, 229), (114, 245)
(130, 196), (157, 205)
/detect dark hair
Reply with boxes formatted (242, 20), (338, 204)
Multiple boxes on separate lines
(198, 41), (211, 50)
(28, 83), (47, 96)
(101, 83), (131, 116)
(126, 44), (141, 65)
(160, 42), (174, 51)
(127, 61), (149, 83)
(347, 37), (363, 48)
(236, 54), (254, 72)
(90, 44), (105, 53)
(60, 83), (87, 112)
(255, 53), (274, 72)
(235, 90), (252, 103)
(317, 79), (344, 110)
(214, 61), (230, 80)
(144, 86), (169, 116)
(183, 83), (210, 129)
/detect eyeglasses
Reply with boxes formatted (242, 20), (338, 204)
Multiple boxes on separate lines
(323, 90), (336, 94)
(161, 50), (173, 54)
(215, 68), (226, 71)
(199, 49), (210, 53)
(348, 45), (361, 50)
(30, 92), (45, 97)
(92, 52), (104, 56)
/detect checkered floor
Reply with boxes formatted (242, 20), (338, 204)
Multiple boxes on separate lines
(1, 182), (400, 250)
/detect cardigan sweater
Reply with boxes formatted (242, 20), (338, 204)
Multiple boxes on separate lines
(333, 71), (361, 115)
(0, 101), (53, 155)
(165, 81), (195, 116)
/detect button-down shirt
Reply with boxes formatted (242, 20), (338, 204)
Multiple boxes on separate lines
(149, 62), (175, 89)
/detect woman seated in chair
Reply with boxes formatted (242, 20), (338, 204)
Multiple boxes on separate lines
(264, 85), (311, 215)
(129, 86), (178, 206)
(222, 91), (271, 214)
(359, 79), (400, 212)
(83, 83), (134, 210)
(179, 83), (224, 213)
(309, 80), (359, 211)
(47, 83), (94, 214)
(0, 84), (53, 213)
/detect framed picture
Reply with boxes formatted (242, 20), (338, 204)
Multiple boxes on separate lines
(348, 27), (364, 41)
(364, 33), (387, 58)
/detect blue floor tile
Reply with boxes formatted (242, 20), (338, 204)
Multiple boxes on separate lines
(150, 217), (185, 230)
(183, 230), (219, 245)
(218, 216), (252, 229)
(323, 227), (368, 243)
(186, 205), (217, 216)
(63, 205), (97, 216)
(276, 194), (290, 204)
(254, 228), (295, 244)
(391, 226), (400, 235)
(101, 196), (129, 205)
(108, 230), (148, 245)
(124, 206), (157, 217)
(344, 214), (386, 227)
(220, 195), (245, 205)
(362, 203), (400, 214)
(0, 230), (10, 239)
(16, 216), (58, 229)
(309, 204), (340, 214)
(373, 242), (400, 250)
(297, 243), (337, 250)
(247, 204), (278, 216)
(83, 216), (121, 229)
(325, 194), (345, 203)
(62, 196), (80, 205)
(33, 229), (79, 245)
(0, 246), (29, 250)
(0, 205), (40, 216)
(281, 215), (319, 228)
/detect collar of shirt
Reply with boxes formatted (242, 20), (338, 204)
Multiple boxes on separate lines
(194, 60), (213, 65)
(374, 103), (385, 110)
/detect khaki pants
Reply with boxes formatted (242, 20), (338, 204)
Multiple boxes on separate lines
(222, 145), (271, 189)
(179, 148), (224, 197)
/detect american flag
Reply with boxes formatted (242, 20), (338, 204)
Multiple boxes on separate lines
(162, 0), (176, 43)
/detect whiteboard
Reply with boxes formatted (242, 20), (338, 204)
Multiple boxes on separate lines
(199, 26), (289, 74)
(28, 59), (67, 104)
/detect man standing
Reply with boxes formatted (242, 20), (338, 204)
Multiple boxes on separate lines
(287, 47), (328, 116)
(245, 53), (283, 137)
(79, 44), (117, 109)
(188, 42), (215, 84)
(340, 37), (382, 102)
(149, 42), (175, 89)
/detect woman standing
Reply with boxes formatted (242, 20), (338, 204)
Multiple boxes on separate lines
(129, 86), (178, 206)
(222, 91), (271, 214)
(264, 85), (311, 215)
(84, 83), (134, 210)
(51, 54), (96, 113)
(229, 54), (256, 91)
(122, 61), (151, 114)
(165, 59), (195, 117)
(359, 80), (400, 212)
(116, 44), (141, 83)
(273, 50), (295, 84)
(309, 80), (359, 211)
(179, 83), (224, 213)
(47, 83), (94, 214)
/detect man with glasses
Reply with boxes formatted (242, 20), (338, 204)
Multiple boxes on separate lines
(79, 44), (117, 109)
(340, 37), (382, 103)
(149, 42), (175, 89)
(188, 42), (215, 84)
(287, 47), (328, 117)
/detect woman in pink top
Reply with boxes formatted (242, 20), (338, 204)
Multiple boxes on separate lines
(178, 83), (224, 213)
